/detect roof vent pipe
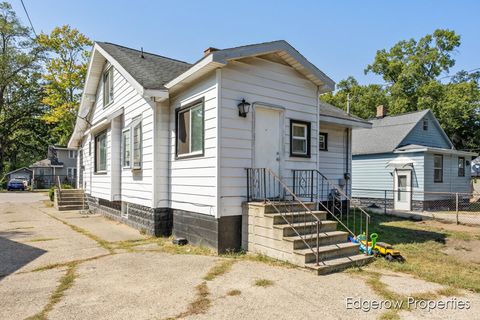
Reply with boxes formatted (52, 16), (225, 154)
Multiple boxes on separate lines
(140, 47), (145, 59)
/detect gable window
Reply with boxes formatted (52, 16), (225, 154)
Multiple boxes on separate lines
(176, 100), (204, 158)
(319, 132), (328, 151)
(95, 131), (107, 173)
(68, 150), (76, 159)
(103, 67), (114, 107)
(122, 129), (131, 168)
(290, 120), (311, 157)
(423, 118), (428, 131)
(434, 154), (443, 183)
(458, 157), (465, 177)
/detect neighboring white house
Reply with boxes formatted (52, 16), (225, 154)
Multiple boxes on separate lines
(352, 106), (477, 211)
(68, 40), (370, 252)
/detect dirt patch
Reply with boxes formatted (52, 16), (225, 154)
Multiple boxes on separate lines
(417, 220), (480, 235)
(443, 239), (480, 264)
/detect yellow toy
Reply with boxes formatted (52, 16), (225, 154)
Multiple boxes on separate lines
(373, 242), (404, 262)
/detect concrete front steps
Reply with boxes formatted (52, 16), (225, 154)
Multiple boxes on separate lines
(244, 202), (372, 275)
(54, 189), (88, 211)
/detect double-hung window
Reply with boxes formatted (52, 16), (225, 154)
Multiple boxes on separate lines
(67, 167), (77, 178)
(290, 120), (311, 157)
(122, 117), (142, 170)
(95, 131), (107, 173)
(423, 118), (428, 131)
(176, 100), (204, 158)
(132, 119), (142, 169)
(103, 67), (114, 107)
(434, 154), (443, 183)
(319, 132), (328, 151)
(458, 157), (465, 177)
(68, 150), (76, 159)
(122, 129), (131, 168)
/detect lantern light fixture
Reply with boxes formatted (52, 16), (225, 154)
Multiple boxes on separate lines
(237, 99), (251, 118)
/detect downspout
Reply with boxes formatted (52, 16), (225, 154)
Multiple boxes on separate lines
(345, 127), (350, 196)
(316, 86), (320, 172)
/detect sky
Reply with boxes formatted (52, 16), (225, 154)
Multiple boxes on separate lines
(11, 0), (480, 86)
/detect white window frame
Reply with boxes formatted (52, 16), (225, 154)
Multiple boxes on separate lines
(103, 66), (114, 107)
(122, 117), (142, 170)
(95, 131), (107, 173)
(122, 128), (131, 168)
(132, 119), (142, 170)
(458, 157), (465, 177)
(423, 118), (428, 131)
(176, 101), (204, 158)
(319, 132), (328, 151)
(434, 154), (443, 183)
(68, 150), (76, 159)
(291, 122), (308, 156)
(67, 167), (77, 178)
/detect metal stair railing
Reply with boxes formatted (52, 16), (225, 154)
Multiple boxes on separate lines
(246, 168), (324, 265)
(292, 169), (371, 256)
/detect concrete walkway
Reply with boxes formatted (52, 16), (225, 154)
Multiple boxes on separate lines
(0, 192), (478, 320)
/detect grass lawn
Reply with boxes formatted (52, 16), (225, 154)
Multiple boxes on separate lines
(342, 212), (480, 293)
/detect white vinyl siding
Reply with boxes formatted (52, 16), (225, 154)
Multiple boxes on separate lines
(218, 57), (319, 217)
(168, 73), (218, 216)
(81, 64), (154, 206)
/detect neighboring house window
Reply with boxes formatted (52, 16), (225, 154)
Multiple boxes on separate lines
(67, 167), (77, 178)
(122, 129), (131, 168)
(458, 157), (465, 177)
(319, 132), (328, 151)
(176, 100), (204, 157)
(132, 119), (142, 169)
(434, 154), (443, 183)
(95, 131), (107, 173)
(103, 67), (114, 107)
(290, 120), (311, 157)
(423, 118), (428, 131)
(68, 150), (76, 159)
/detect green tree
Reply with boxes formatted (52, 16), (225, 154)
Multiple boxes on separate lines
(0, 2), (48, 179)
(38, 25), (92, 145)
(322, 29), (480, 150)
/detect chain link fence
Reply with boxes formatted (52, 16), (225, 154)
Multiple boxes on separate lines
(351, 188), (480, 225)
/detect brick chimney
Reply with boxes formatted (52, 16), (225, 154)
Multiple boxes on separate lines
(376, 105), (387, 118)
(203, 47), (219, 56)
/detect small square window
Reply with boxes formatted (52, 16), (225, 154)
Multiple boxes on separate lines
(68, 150), (76, 159)
(319, 132), (328, 151)
(290, 120), (311, 158)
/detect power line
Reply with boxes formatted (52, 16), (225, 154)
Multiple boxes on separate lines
(20, 0), (37, 37)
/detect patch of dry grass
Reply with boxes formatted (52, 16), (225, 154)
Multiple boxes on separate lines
(175, 282), (211, 319)
(203, 259), (235, 281)
(254, 279), (274, 287)
(226, 289), (241, 296)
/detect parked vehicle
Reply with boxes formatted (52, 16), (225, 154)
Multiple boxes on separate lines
(7, 179), (25, 191)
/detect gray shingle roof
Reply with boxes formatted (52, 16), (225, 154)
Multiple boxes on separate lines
(352, 109), (430, 155)
(96, 42), (192, 90)
(319, 102), (370, 125)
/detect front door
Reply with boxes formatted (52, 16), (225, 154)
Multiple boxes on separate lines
(254, 107), (281, 176)
(394, 170), (412, 211)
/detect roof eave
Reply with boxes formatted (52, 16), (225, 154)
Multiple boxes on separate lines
(320, 115), (372, 129)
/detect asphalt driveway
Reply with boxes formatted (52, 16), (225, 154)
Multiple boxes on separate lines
(0, 192), (477, 320)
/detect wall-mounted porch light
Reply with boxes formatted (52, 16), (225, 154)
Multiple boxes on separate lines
(237, 99), (251, 117)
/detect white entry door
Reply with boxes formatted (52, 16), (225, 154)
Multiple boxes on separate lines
(394, 170), (412, 210)
(254, 107), (281, 177)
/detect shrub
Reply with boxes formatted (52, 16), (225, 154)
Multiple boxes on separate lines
(49, 187), (56, 201)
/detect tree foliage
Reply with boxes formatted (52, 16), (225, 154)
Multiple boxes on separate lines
(37, 25), (92, 145)
(321, 29), (480, 150)
(0, 2), (48, 178)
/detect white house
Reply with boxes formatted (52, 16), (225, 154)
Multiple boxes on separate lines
(68, 40), (370, 253)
